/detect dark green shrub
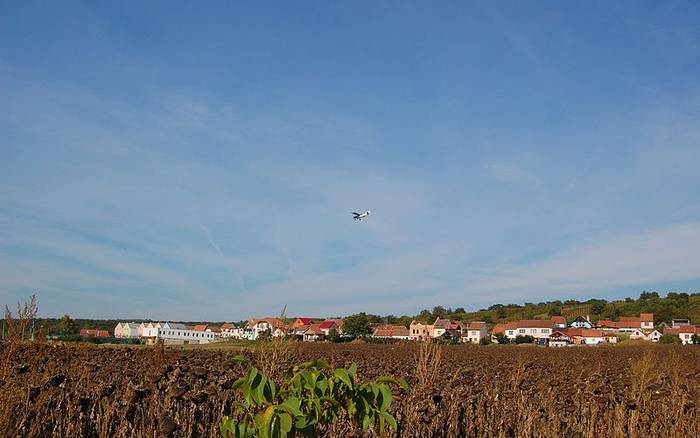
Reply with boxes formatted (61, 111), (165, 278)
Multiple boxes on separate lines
(220, 356), (407, 438)
(514, 335), (534, 344)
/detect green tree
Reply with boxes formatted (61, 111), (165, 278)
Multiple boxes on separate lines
(590, 301), (606, 317)
(495, 333), (510, 344)
(342, 313), (371, 337)
(58, 314), (76, 335)
(496, 307), (507, 319)
(432, 306), (447, 319)
(659, 334), (681, 344)
(640, 291), (660, 300)
(418, 309), (432, 321)
(514, 335), (534, 344)
(548, 307), (562, 317)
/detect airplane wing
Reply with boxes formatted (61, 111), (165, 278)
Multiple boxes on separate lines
(352, 212), (360, 216)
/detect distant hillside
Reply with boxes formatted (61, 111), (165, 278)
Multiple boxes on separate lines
(404, 291), (700, 327)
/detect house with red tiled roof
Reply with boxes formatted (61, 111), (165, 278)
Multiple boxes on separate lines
(548, 330), (572, 347)
(504, 320), (554, 344)
(597, 313), (655, 332)
(431, 318), (451, 338)
(463, 321), (488, 344)
(220, 323), (243, 339)
(318, 319), (340, 336)
(302, 323), (325, 342)
(579, 329), (606, 345)
(372, 325), (410, 340)
(674, 325), (700, 345)
(550, 316), (567, 329)
(292, 318), (318, 329)
(490, 322), (517, 343)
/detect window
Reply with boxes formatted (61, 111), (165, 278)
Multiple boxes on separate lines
(519, 329), (525, 334)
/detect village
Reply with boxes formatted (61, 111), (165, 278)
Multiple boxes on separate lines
(102, 313), (700, 346)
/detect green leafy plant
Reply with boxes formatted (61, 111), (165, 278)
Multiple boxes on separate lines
(220, 355), (407, 438)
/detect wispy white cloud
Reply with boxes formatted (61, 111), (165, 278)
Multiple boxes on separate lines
(462, 222), (700, 301)
(484, 162), (541, 187)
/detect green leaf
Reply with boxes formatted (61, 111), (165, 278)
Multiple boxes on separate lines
(252, 374), (265, 405)
(232, 376), (247, 391)
(260, 406), (276, 438)
(219, 416), (234, 438)
(376, 376), (408, 390)
(231, 354), (248, 364)
(382, 411), (398, 431)
(348, 363), (358, 376)
(379, 384), (392, 412)
(297, 359), (329, 370)
(279, 397), (302, 416)
(278, 413), (293, 434)
(333, 368), (352, 388)
(346, 398), (356, 416)
(362, 413), (372, 430)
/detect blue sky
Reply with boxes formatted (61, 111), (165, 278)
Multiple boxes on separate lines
(1, 1), (700, 320)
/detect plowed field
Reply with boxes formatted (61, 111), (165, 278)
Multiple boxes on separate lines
(1, 342), (699, 437)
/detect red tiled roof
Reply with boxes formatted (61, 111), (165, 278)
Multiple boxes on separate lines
(550, 330), (571, 339)
(374, 326), (410, 337)
(192, 324), (208, 331)
(640, 313), (654, 323)
(318, 320), (336, 329)
(295, 318), (314, 325)
(565, 328), (584, 337)
(516, 320), (554, 329)
(550, 316), (566, 325)
(221, 323), (235, 329)
(679, 325), (700, 334)
(596, 319), (616, 328)
(616, 317), (641, 328)
(468, 321), (486, 330)
(580, 329), (604, 338)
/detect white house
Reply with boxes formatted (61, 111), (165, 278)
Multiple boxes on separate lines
(548, 331), (572, 347)
(508, 320), (554, 343)
(580, 329), (605, 345)
(431, 318), (451, 338)
(142, 322), (218, 344)
(677, 326), (699, 345)
(117, 322), (140, 338)
(463, 321), (488, 344)
(242, 318), (281, 340)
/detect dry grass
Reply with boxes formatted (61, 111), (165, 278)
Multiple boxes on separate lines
(256, 305), (295, 377)
(414, 339), (442, 388)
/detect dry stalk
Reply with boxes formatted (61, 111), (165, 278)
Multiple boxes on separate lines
(257, 305), (295, 377)
(414, 338), (442, 388)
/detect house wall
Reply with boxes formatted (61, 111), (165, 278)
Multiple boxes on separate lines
(143, 327), (218, 344)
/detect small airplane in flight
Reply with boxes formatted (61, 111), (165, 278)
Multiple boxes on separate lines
(352, 210), (371, 221)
